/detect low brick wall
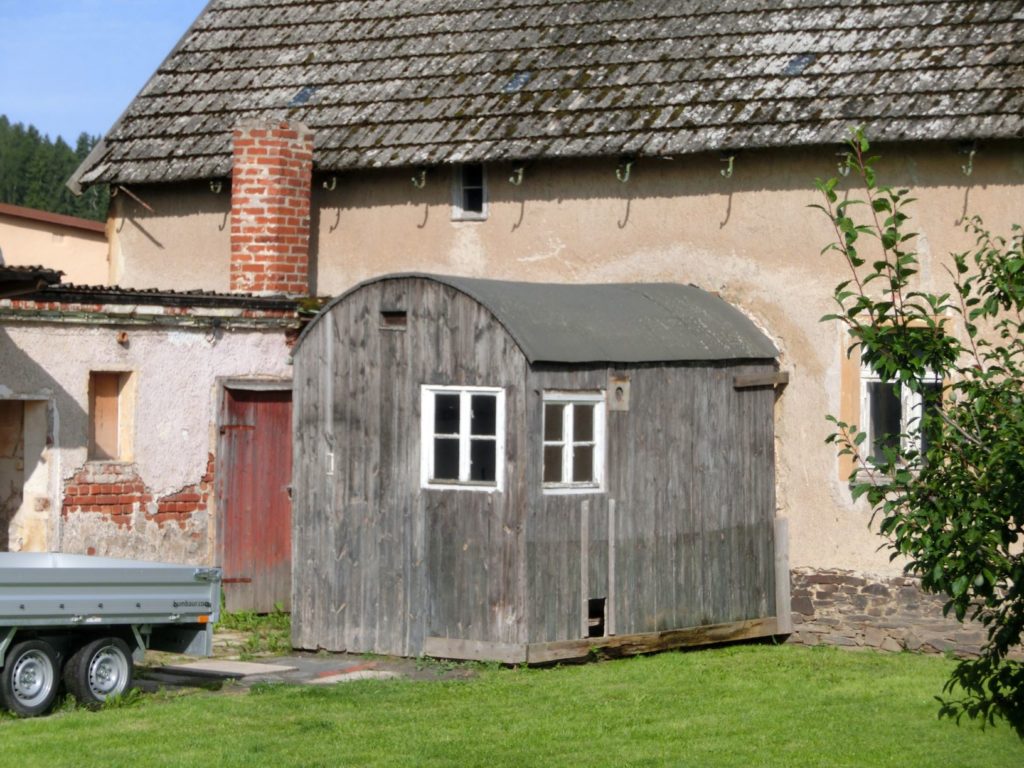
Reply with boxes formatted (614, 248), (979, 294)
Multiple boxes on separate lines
(787, 567), (990, 657)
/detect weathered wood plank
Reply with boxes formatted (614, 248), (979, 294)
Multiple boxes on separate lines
(423, 636), (527, 664)
(526, 617), (781, 664)
(733, 371), (790, 389)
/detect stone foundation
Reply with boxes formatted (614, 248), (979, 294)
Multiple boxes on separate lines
(787, 567), (993, 658)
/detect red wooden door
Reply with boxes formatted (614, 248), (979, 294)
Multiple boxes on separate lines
(219, 388), (292, 613)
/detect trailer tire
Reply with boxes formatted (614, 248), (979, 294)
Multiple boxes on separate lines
(63, 637), (133, 709)
(0, 639), (60, 716)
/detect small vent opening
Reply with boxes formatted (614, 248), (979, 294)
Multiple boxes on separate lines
(587, 597), (606, 638)
(380, 310), (407, 330)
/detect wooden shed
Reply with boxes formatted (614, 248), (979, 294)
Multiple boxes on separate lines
(290, 274), (790, 662)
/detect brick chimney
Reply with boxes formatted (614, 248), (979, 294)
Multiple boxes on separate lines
(229, 121), (313, 295)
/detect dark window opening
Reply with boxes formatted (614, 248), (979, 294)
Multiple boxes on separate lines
(434, 394), (460, 435)
(380, 310), (407, 330)
(433, 438), (459, 480)
(471, 394), (496, 436)
(867, 380), (901, 463)
(587, 597), (606, 638)
(456, 163), (486, 217)
(470, 439), (496, 482)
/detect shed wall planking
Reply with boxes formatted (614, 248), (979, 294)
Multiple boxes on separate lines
(292, 275), (779, 658)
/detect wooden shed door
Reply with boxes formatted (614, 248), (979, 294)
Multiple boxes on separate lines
(219, 388), (292, 613)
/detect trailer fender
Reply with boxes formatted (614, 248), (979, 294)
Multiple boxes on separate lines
(0, 627), (16, 668)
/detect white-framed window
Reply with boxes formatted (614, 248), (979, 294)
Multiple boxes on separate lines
(542, 392), (605, 494)
(860, 363), (942, 464)
(451, 163), (487, 221)
(421, 385), (505, 491)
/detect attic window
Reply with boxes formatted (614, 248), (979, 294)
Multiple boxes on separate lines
(452, 164), (487, 221)
(421, 385), (505, 491)
(542, 392), (605, 494)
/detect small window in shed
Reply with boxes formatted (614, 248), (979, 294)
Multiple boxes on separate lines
(451, 164), (487, 221)
(542, 392), (605, 493)
(380, 309), (407, 330)
(421, 385), (505, 491)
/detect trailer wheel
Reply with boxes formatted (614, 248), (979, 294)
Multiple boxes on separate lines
(0, 640), (60, 716)
(63, 637), (133, 709)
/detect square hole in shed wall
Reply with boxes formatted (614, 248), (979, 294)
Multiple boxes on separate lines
(380, 309), (408, 330)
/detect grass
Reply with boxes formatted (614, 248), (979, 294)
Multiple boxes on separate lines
(1, 644), (1021, 767)
(216, 603), (291, 659)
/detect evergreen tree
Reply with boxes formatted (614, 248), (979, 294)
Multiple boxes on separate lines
(0, 116), (109, 221)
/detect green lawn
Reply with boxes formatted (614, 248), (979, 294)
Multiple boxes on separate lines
(1, 644), (1020, 767)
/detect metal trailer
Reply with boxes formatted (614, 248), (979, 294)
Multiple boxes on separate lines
(0, 552), (221, 716)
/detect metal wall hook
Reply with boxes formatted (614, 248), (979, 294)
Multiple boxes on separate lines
(411, 168), (428, 189)
(322, 176), (337, 191)
(720, 154), (735, 179)
(509, 166), (525, 186)
(959, 143), (977, 177)
(616, 159), (633, 183)
(210, 180), (223, 194)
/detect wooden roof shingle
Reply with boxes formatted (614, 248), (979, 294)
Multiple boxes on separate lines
(71, 0), (1024, 188)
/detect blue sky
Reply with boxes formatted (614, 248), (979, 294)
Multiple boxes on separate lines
(0, 0), (209, 144)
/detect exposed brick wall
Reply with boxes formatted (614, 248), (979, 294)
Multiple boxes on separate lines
(62, 454), (215, 532)
(230, 121), (313, 296)
(146, 454), (215, 529)
(785, 567), (1009, 659)
(62, 463), (149, 529)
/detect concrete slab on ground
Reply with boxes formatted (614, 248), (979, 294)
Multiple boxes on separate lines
(162, 659), (298, 677)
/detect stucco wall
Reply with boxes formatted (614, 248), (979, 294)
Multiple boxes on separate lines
(109, 180), (232, 291)
(0, 214), (108, 285)
(107, 142), (1024, 576)
(0, 322), (291, 561)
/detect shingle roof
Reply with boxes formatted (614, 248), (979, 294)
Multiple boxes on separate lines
(72, 0), (1024, 188)
(297, 273), (779, 363)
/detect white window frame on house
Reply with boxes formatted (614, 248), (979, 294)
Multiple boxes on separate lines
(542, 391), (606, 494)
(420, 385), (505, 492)
(859, 362), (941, 464)
(451, 163), (487, 221)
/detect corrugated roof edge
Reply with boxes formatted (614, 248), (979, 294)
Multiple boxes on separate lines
(291, 273), (778, 365)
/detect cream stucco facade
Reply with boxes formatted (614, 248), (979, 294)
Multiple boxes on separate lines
(106, 142), (1024, 578)
(0, 205), (109, 285)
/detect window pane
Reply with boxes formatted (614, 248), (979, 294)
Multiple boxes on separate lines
(463, 187), (484, 213)
(471, 394), (496, 436)
(544, 403), (563, 442)
(470, 439), (496, 482)
(544, 445), (563, 483)
(573, 445), (594, 482)
(868, 381), (901, 462)
(462, 164), (483, 187)
(434, 394), (460, 434)
(433, 438), (459, 480)
(574, 404), (594, 442)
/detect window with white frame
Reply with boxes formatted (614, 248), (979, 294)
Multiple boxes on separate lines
(421, 385), (504, 490)
(451, 163), (487, 221)
(542, 392), (605, 492)
(860, 363), (942, 464)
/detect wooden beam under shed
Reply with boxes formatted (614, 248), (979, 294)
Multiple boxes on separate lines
(733, 371), (790, 390)
(526, 617), (781, 664)
(423, 618), (782, 665)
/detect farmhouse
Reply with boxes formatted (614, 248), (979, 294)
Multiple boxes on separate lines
(291, 273), (786, 659)
(0, 0), (1010, 654)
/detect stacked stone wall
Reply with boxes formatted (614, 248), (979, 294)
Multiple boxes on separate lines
(787, 567), (992, 657)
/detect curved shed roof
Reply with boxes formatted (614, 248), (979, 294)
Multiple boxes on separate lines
(297, 274), (777, 364)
